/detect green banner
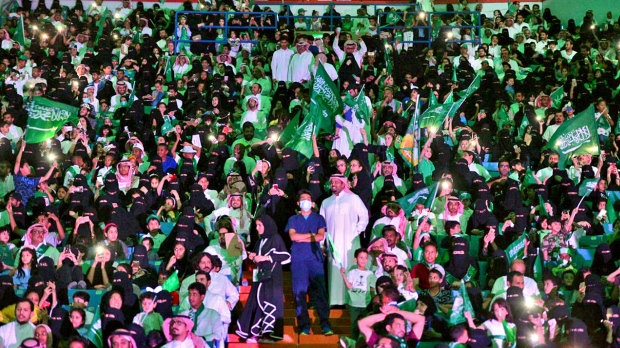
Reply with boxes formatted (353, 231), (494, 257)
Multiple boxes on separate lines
(542, 105), (600, 169)
(25, 97), (79, 143)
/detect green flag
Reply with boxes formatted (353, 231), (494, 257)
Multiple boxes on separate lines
(448, 280), (474, 326)
(550, 86), (564, 108)
(533, 248), (543, 282)
(578, 177), (599, 196)
(419, 102), (452, 130)
(506, 233), (527, 264)
(278, 109), (300, 145)
(285, 63), (342, 158)
(542, 105), (600, 169)
(326, 233), (343, 268)
(86, 305), (103, 348)
(427, 91), (438, 108)
(343, 87), (370, 126)
(95, 9), (109, 42)
(14, 15), (25, 47)
(606, 194), (617, 225)
(383, 39), (393, 75)
(457, 74), (482, 98)
(25, 97), (79, 143)
(397, 183), (438, 215)
(161, 270), (180, 291)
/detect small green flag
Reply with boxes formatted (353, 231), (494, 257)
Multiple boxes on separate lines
(383, 38), (393, 75)
(606, 194), (617, 225)
(397, 183), (437, 215)
(95, 9), (110, 42)
(14, 15), (25, 47)
(542, 105), (600, 169)
(25, 97), (79, 143)
(448, 280), (474, 326)
(457, 74), (482, 98)
(506, 233), (528, 264)
(326, 233), (343, 268)
(550, 86), (564, 109)
(502, 319), (516, 346)
(578, 177), (599, 196)
(86, 305), (103, 348)
(161, 270), (180, 292)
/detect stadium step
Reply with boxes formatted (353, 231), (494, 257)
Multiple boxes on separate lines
(229, 271), (351, 347)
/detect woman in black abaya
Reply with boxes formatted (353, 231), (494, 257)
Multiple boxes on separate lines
(236, 215), (291, 343)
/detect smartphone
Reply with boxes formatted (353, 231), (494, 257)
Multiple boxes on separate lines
(224, 76), (229, 82)
(273, 183), (279, 190)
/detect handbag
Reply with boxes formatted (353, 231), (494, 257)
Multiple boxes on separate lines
(255, 260), (277, 283)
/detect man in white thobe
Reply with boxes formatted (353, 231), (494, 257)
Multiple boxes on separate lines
(0, 299), (35, 348)
(271, 36), (294, 83)
(287, 37), (314, 84)
(320, 174), (369, 306)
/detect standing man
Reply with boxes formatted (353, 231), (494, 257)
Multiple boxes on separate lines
(333, 30), (366, 85)
(0, 298), (35, 348)
(271, 36), (294, 83)
(286, 190), (332, 335)
(287, 37), (314, 85)
(320, 174), (369, 306)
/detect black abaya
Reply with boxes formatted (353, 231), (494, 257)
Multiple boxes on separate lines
(236, 215), (291, 340)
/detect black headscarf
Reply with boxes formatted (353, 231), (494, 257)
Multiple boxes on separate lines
(154, 290), (173, 319)
(112, 271), (137, 307)
(0, 275), (19, 310)
(591, 243), (615, 277)
(257, 214), (278, 239)
(444, 237), (475, 280)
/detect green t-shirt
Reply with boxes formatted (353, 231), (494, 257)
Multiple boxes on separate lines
(346, 268), (376, 308)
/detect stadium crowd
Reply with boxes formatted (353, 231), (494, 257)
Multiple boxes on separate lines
(1, 0), (620, 347)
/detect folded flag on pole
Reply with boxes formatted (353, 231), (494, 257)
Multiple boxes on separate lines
(542, 105), (600, 169)
(326, 233), (343, 268)
(457, 74), (481, 99)
(13, 15), (26, 47)
(25, 97), (79, 143)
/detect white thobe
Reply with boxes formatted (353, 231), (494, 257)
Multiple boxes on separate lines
(320, 191), (369, 305)
(287, 51), (313, 83)
(0, 321), (35, 348)
(162, 337), (199, 348)
(271, 48), (294, 82)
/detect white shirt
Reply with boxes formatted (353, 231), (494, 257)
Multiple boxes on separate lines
(288, 51), (313, 83)
(270, 48), (294, 82)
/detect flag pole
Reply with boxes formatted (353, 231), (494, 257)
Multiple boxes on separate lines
(429, 181), (440, 211)
(414, 94), (421, 170)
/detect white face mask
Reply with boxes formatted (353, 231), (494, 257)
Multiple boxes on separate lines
(299, 199), (312, 212)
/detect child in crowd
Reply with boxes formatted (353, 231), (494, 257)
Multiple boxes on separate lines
(133, 292), (164, 335)
(340, 248), (376, 340)
(393, 265), (417, 301)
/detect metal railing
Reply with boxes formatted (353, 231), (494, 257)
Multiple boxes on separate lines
(172, 7), (481, 51)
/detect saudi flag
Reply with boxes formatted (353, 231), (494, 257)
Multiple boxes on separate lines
(419, 102), (453, 130)
(397, 183), (438, 215)
(24, 97), (79, 143)
(278, 109), (300, 145)
(550, 86), (564, 108)
(457, 74), (481, 98)
(343, 87), (370, 128)
(606, 192), (617, 225)
(578, 177), (599, 196)
(542, 105), (600, 169)
(506, 233), (527, 264)
(86, 305), (103, 348)
(383, 38), (393, 75)
(14, 15), (25, 47)
(448, 280), (474, 326)
(533, 248), (543, 282)
(285, 63), (342, 158)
